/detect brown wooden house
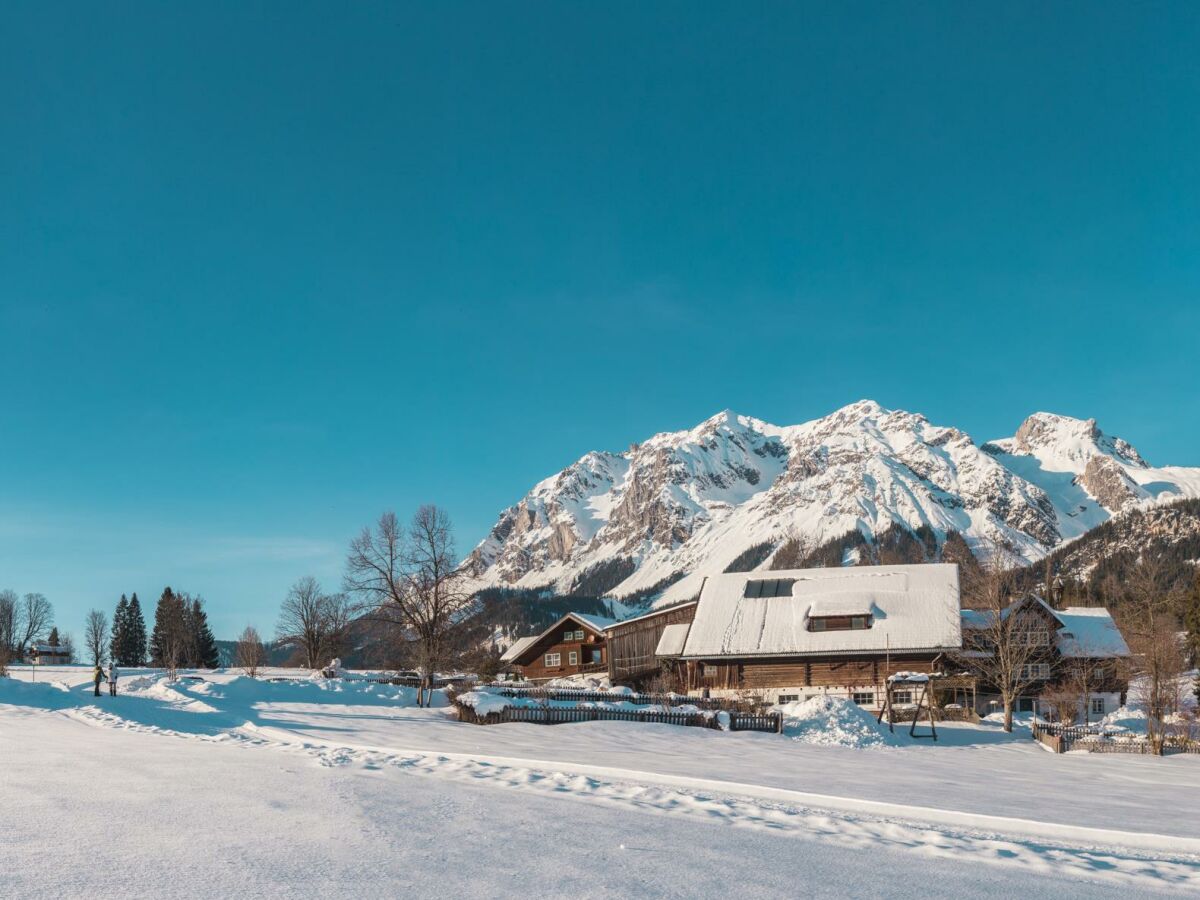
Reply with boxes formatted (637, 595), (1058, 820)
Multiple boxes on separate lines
(960, 595), (1130, 718)
(501, 612), (617, 682)
(658, 565), (965, 710)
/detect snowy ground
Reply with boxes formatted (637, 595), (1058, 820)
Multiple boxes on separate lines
(3, 667), (1199, 898)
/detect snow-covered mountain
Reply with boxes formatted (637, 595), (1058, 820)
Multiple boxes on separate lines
(468, 401), (1200, 605)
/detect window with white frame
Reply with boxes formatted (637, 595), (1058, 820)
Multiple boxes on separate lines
(891, 691), (913, 705)
(778, 694), (800, 703)
(1019, 663), (1051, 680)
(852, 692), (875, 706)
(566, 629), (584, 641)
(545, 653), (561, 667)
(1015, 630), (1050, 648)
(568, 651), (578, 665)
(1091, 697), (1105, 716)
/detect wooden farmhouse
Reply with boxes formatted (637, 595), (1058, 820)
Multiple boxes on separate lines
(961, 595), (1130, 718)
(601, 565), (963, 710)
(500, 612), (616, 682)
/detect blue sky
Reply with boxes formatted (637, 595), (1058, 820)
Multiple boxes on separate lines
(2, 3), (1198, 639)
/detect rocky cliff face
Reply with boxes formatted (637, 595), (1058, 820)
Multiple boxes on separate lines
(468, 401), (1200, 604)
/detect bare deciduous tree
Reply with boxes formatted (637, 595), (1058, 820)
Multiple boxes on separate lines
(235, 625), (268, 677)
(16, 595), (53, 657)
(345, 506), (476, 706)
(0, 589), (18, 673)
(84, 609), (109, 667)
(276, 577), (350, 670)
(1114, 555), (1189, 754)
(952, 542), (1047, 732)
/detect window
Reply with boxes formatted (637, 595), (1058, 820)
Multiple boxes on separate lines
(1015, 630), (1050, 648)
(1091, 698), (1105, 716)
(568, 651), (578, 666)
(1019, 663), (1051, 681)
(567, 629), (584, 641)
(852, 692), (875, 706)
(744, 578), (796, 598)
(778, 694), (800, 703)
(891, 691), (913, 705)
(808, 616), (872, 632)
(545, 653), (561, 667)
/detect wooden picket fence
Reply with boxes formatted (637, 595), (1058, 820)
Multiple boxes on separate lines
(1032, 722), (1200, 756)
(455, 700), (782, 733)
(484, 685), (758, 712)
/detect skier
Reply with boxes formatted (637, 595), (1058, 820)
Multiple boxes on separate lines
(92, 664), (104, 697)
(108, 662), (119, 697)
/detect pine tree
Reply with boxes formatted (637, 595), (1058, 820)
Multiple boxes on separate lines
(127, 593), (147, 665)
(188, 598), (219, 669)
(111, 594), (129, 664)
(150, 587), (185, 669)
(47, 627), (60, 647)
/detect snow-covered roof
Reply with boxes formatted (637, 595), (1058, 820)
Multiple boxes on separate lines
(30, 643), (69, 654)
(681, 564), (961, 659)
(571, 612), (619, 633)
(500, 636), (539, 663)
(606, 599), (697, 630)
(654, 623), (691, 658)
(1055, 607), (1130, 658)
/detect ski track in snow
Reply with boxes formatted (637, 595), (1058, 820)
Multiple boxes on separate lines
(54, 702), (1200, 895)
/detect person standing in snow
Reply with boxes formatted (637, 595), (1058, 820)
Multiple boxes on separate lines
(92, 664), (104, 697)
(108, 663), (119, 696)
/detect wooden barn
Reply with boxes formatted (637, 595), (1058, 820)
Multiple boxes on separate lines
(500, 612), (616, 682)
(666, 564), (964, 709)
(604, 600), (698, 686)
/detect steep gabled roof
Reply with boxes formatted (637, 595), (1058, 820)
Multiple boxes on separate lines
(682, 564), (961, 659)
(500, 635), (539, 664)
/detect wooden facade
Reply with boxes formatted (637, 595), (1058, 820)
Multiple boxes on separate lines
(509, 614), (609, 682)
(687, 653), (941, 700)
(606, 601), (697, 682)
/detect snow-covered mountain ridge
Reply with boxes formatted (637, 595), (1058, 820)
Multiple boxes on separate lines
(468, 401), (1200, 605)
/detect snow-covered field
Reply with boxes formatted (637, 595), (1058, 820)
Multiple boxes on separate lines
(3, 667), (1199, 898)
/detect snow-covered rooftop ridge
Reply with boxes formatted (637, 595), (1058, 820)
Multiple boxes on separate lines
(571, 612), (619, 632)
(681, 564), (962, 659)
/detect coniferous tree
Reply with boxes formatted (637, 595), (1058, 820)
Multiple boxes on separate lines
(127, 593), (147, 665)
(47, 627), (60, 647)
(150, 587), (187, 670)
(187, 598), (219, 669)
(111, 594), (129, 664)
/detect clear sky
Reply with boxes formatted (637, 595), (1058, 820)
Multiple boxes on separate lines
(2, 3), (1198, 639)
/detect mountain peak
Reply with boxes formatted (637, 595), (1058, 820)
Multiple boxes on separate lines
(1012, 412), (1147, 469)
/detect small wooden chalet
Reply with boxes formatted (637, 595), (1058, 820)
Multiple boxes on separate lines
(644, 564), (965, 710)
(960, 596), (1130, 718)
(500, 612), (616, 682)
(26, 642), (72, 666)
